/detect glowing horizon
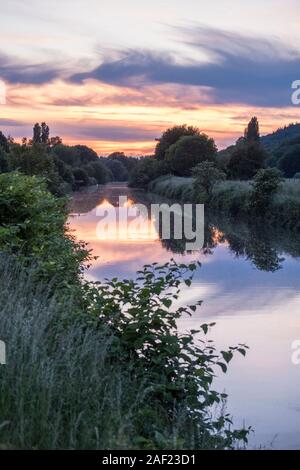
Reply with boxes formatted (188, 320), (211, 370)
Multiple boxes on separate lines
(1, 1), (300, 155)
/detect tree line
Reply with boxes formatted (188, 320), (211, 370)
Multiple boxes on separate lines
(0, 123), (138, 195)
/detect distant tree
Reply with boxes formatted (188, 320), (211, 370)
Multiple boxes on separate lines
(33, 123), (42, 144)
(0, 147), (8, 173)
(192, 162), (226, 201)
(73, 167), (89, 187)
(41, 122), (50, 144)
(108, 152), (138, 172)
(155, 125), (201, 160)
(166, 134), (217, 176)
(73, 145), (98, 165)
(51, 145), (80, 167)
(85, 161), (111, 184)
(129, 157), (170, 188)
(104, 159), (128, 181)
(278, 145), (300, 177)
(0, 131), (9, 153)
(245, 116), (260, 143)
(49, 136), (63, 148)
(228, 118), (266, 179)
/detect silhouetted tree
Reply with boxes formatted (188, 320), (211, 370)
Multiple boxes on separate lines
(41, 122), (50, 144)
(33, 123), (42, 144)
(155, 125), (201, 160)
(166, 134), (217, 176)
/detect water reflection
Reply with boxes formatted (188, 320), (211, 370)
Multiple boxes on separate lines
(68, 184), (300, 449)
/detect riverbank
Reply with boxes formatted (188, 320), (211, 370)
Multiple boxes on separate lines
(0, 172), (249, 450)
(148, 176), (300, 231)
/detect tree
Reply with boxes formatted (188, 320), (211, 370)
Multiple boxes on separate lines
(248, 168), (283, 214)
(41, 122), (50, 144)
(85, 161), (111, 184)
(9, 143), (63, 195)
(278, 145), (300, 177)
(33, 123), (42, 144)
(192, 162), (226, 201)
(155, 125), (201, 160)
(0, 147), (8, 173)
(73, 145), (98, 165)
(166, 134), (217, 176)
(245, 116), (260, 143)
(104, 159), (128, 181)
(129, 157), (170, 188)
(227, 142), (267, 180)
(0, 131), (9, 153)
(228, 118), (266, 180)
(73, 167), (89, 187)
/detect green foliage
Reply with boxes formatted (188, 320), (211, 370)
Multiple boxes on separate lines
(155, 125), (201, 160)
(148, 176), (194, 202)
(0, 130), (9, 152)
(129, 157), (170, 188)
(248, 168), (283, 214)
(0, 256), (249, 450)
(192, 162), (226, 202)
(0, 172), (89, 287)
(85, 160), (111, 184)
(104, 158), (129, 181)
(227, 140), (266, 180)
(166, 135), (217, 177)
(244, 116), (260, 143)
(0, 172), (250, 449)
(278, 145), (300, 177)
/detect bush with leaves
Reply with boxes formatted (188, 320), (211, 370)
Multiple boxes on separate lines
(0, 172), (89, 288)
(248, 168), (283, 215)
(82, 260), (250, 449)
(192, 162), (226, 202)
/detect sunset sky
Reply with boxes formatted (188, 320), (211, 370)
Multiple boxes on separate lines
(1, 0), (300, 155)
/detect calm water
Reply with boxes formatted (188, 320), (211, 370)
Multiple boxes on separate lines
(68, 184), (300, 450)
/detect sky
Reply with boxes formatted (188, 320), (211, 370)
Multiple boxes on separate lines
(1, 0), (300, 154)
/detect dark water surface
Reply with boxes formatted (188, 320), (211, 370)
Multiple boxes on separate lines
(68, 184), (300, 450)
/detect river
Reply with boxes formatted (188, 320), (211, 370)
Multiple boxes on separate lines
(68, 183), (300, 450)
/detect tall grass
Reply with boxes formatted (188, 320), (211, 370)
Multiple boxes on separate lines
(149, 176), (300, 230)
(0, 257), (149, 449)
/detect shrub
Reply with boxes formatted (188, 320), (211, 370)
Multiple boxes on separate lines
(0, 172), (88, 287)
(0, 255), (249, 449)
(248, 168), (283, 214)
(192, 162), (226, 202)
(129, 158), (170, 188)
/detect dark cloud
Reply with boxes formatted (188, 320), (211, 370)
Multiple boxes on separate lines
(0, 52), (60, 84)
(0, 118), (25, 126)
(71, 26), (300, 107)
(54, 122), (160, 142)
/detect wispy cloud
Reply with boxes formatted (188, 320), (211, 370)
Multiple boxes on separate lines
(70, 26), (300, 107)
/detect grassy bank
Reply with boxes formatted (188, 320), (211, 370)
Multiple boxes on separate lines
(0, 172), (249, 449)
(149, 176), (300, 231)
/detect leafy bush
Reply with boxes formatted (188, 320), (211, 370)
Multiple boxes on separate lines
(192, 162), (226, 202)
(248, 168), (283, 214)
(129, 158), (170, 188)
(0, 172), (88, 287)
(0, 255), (249, 449)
